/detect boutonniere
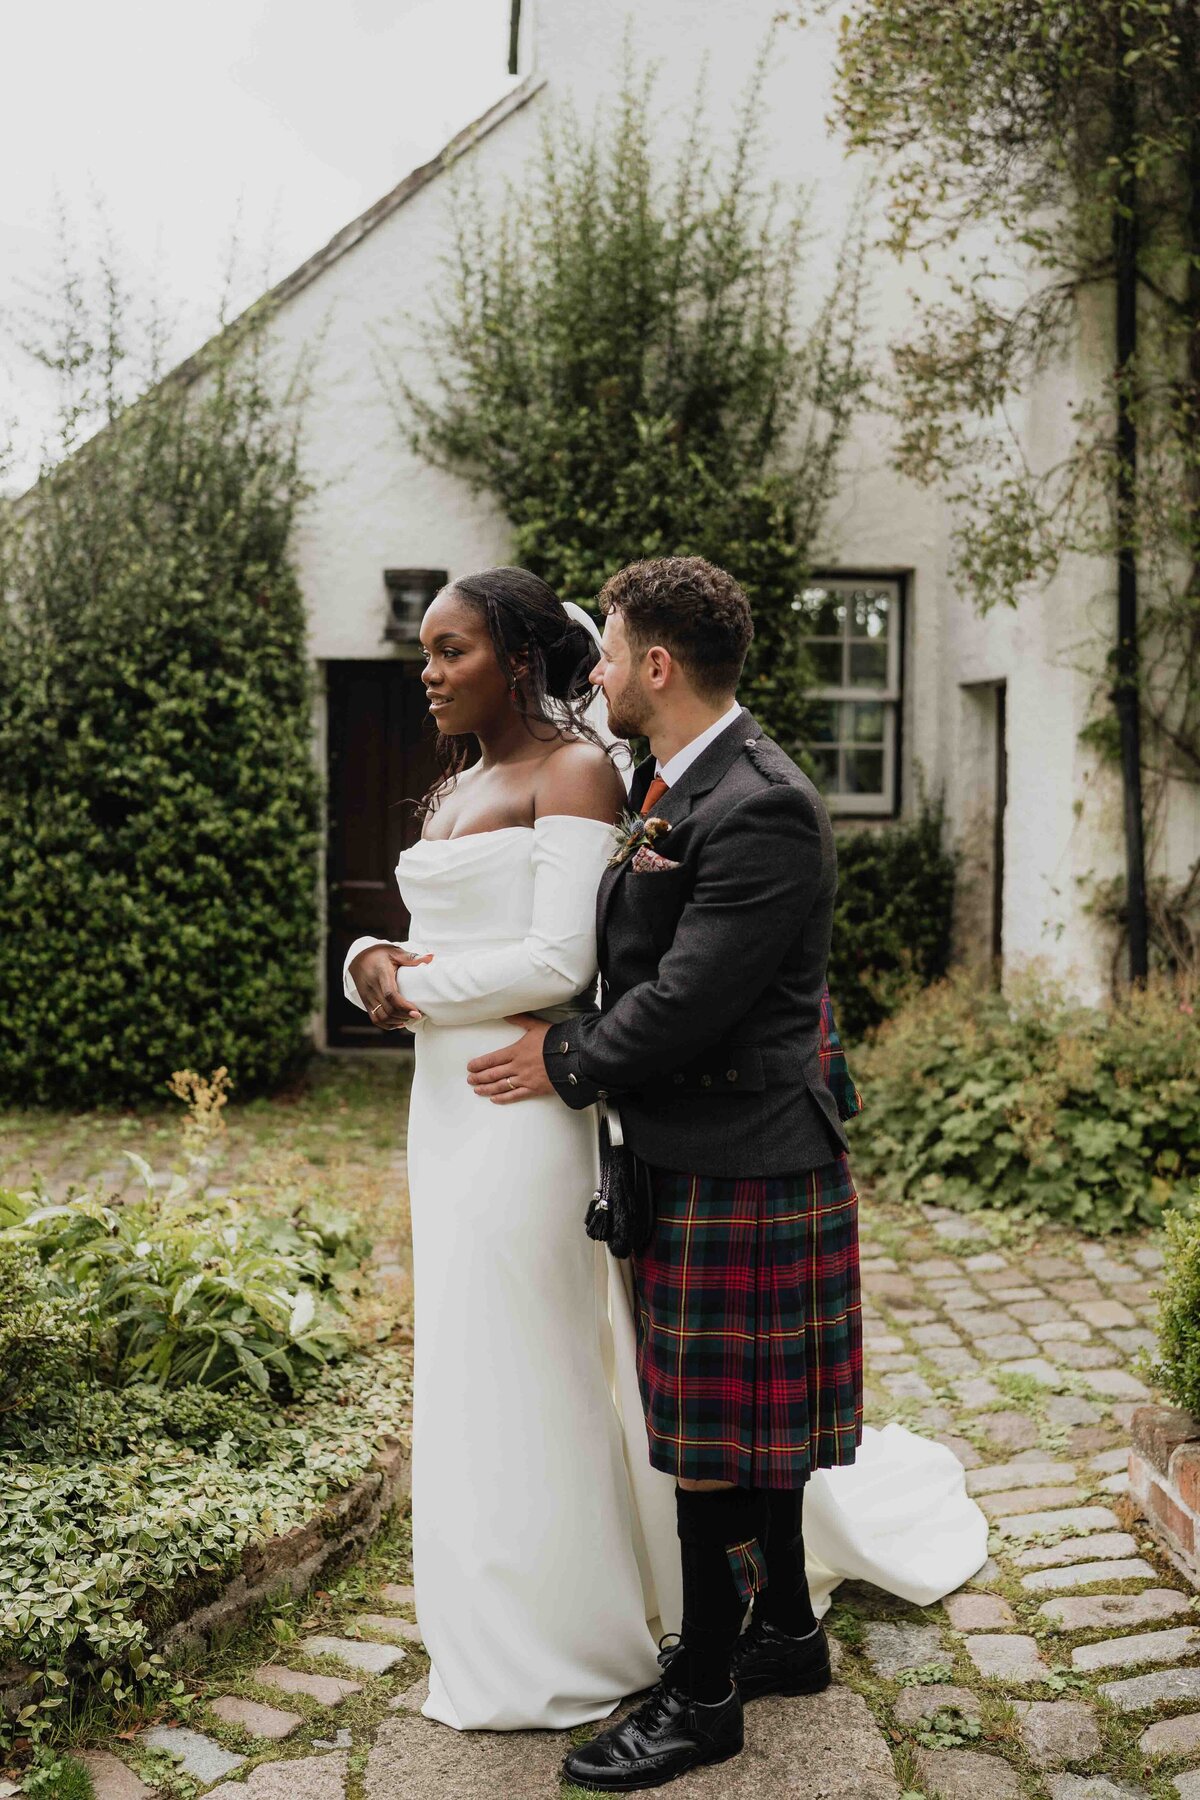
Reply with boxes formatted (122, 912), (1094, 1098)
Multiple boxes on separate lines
(608, 810), (671, 869)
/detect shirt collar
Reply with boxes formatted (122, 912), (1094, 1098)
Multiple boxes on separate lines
(656, 700), (743, 789)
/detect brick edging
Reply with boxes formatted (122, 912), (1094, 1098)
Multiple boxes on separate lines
(1129, 1404), (1200, 1586)
(161, 1435), (412, 1655)
(1, 1436), (411, 1718)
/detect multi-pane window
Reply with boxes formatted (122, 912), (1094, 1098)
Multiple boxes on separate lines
(794, 576), (902, 816)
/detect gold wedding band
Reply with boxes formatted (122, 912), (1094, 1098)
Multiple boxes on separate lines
(507, 1077), (517, 1091)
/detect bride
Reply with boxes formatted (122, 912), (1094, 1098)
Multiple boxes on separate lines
(343, 565), (986, 1738)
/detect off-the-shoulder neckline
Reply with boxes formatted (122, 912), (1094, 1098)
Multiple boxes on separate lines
(415, 815), (615, 846)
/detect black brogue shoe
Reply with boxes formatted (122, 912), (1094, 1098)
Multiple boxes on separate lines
(561, 1676), (743, 1792)
(731, 1614), (831, 1701)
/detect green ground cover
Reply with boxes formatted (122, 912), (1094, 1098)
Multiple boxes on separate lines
(0, 1059), (415, 1759)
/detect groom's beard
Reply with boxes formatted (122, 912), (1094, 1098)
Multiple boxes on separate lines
(603, 679), (651, 743)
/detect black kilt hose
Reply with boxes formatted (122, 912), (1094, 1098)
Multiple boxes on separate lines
(631, 1154), (863, 1489)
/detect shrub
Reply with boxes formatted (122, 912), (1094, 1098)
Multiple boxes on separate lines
(0, 1171), (366, 1398)
(1151, 1186), (1200, 1416)
(851, 969), (1200, 1232)
(394, 55), (868, 763)
(0, 1243), (86, 1417)
(0, 253), (320, 1106)
(829, 800), (957, 1041)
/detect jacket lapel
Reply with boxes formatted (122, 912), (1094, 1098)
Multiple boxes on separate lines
(597, 757), (654, 944)
(595, 709), (760, 948)
(649, 707), (758, 825)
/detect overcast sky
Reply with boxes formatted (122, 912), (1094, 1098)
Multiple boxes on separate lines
(1, 0), (516, 485)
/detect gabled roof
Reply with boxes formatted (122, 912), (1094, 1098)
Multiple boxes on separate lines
(228, 72), (545, 330)
(167, 70), (545, 389)
(12, 70), (546, 499)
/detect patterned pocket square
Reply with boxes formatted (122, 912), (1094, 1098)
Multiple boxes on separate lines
(631, 845), (682, 874)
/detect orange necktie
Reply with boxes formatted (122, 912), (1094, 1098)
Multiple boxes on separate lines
(640, 774), (669, 816)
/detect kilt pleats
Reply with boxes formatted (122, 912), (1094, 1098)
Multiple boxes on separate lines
(631, 1157), (863, 1488)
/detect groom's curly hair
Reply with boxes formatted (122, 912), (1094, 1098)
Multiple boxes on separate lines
(598, 557), (753, 699)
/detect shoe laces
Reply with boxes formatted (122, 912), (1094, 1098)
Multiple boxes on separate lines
(628, 1676), (684, 1735)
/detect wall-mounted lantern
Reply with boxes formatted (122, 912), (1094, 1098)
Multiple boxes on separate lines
(383, 568), (447, 645)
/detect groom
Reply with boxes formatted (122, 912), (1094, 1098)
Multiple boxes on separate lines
(466, 556), (863, 1791)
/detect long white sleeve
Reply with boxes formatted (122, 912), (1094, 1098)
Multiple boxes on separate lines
(343, 934), (411, 1011)
(343, 816), (613, 1027)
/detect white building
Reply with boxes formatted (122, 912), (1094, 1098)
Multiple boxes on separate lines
(204, 0), (1195, 1045)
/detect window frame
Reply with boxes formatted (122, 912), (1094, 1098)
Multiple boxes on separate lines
(800, 571), (906, 819)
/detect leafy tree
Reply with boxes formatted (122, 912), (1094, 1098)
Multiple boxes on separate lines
(389, 56), (869, 760)
(811, 0), (1200, 979)
(0, 244), (321, 1104)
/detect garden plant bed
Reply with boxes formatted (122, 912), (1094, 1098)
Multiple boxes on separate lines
(1, 1427), (411, 1727)
(0, 1060), (418, 1781)
(148, 1433), (410, 1663)
(0, 1348), (414, 1734)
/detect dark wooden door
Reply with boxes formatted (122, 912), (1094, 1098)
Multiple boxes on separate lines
(325, 660), (439, 1048)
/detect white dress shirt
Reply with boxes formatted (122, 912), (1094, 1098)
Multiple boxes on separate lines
(655, 699), (743, 788)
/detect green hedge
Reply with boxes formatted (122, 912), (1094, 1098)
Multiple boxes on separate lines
(1152, 1187), (1200, 1415)
(851, 970), (1200, 1232)
(828, 801), (957, 1041)
(0, 338), (320, 1106)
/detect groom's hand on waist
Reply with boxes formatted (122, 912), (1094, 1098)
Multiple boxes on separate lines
(349, 944), (431, 1030)
(467, 1016), (553, 1102)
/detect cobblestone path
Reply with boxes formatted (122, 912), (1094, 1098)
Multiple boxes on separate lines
(64, 1200), (1200, 1800)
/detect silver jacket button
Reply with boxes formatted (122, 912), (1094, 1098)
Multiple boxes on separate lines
(567, 1073), (578, 1086)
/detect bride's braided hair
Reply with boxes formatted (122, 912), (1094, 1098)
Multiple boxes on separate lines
(417, 566), (613, 820)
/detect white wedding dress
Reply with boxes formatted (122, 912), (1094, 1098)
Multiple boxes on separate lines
(344, 814), (988, 1732)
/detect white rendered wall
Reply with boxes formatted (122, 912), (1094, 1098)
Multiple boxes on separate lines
(252, 0), (1194, 1007)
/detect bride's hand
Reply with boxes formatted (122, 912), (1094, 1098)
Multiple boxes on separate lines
(350, 944), (432, 1030)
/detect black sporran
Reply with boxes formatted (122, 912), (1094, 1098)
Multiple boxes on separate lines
(584, 1104), (655, 1259)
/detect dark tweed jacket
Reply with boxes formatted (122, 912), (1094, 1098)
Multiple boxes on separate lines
(542, 708), (849, 1178)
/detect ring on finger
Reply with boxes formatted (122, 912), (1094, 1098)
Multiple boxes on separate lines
(506, 1077), (517, 1091)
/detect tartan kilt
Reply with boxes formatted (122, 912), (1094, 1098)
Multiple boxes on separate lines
(630, 1156), (863, 1489)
